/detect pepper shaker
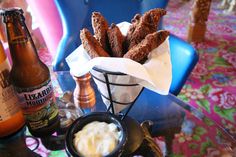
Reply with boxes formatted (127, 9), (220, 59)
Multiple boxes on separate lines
(73, 73), (96, 109)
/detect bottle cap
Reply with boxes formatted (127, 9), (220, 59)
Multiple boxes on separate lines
(0, 7), (23, 16)
(0, 8), (24, 23)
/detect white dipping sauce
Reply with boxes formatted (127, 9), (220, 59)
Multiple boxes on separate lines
(73, 121), (122, 157)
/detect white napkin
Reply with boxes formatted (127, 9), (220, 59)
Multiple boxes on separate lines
(66, 22), (172, 112)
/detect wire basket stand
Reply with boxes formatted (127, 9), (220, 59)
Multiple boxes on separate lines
(91, 67), (144, 120)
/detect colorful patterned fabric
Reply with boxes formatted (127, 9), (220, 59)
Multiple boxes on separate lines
(164, 0), (236, 138)
(35, 0), (235, 156)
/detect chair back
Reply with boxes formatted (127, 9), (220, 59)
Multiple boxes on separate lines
(169, 35), (198, 95)
(53, 0), (198, 95)
(26, 0), (63, 56)
(53, 0), (169, 71)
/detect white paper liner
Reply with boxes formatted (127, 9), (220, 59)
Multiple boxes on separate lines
(66, 22), (172, 112)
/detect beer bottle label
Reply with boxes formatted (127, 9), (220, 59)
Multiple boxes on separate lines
(14, 79), (58, 130)
(0, 58), (21, 122)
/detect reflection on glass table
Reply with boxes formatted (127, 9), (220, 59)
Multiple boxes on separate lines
(0, 71), (235, 157)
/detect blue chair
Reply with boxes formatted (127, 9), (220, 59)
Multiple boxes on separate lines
(53, 0), (198, 95)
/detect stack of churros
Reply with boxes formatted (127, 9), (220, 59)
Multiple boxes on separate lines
(80, 8), (169, 64)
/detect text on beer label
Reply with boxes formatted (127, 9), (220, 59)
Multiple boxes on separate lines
(15, 79), (53, 108)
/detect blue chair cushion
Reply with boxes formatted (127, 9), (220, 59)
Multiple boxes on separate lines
(53, 0), (198, 95)
(53, 0), (169, 71)
(169, 35), (198, 95)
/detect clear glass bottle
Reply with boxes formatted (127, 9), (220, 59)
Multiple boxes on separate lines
(1, 8), (59, 137)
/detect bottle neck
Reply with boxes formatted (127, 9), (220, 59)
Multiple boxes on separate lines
(0, 40), (6, 63)
(5, 14), (40, 66)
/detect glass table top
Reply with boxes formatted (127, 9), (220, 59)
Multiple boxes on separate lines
(0, 71), (235, 157)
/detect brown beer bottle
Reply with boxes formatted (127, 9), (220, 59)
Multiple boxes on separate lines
(0, 40), (25, 138)
(1, 8), (59, 137)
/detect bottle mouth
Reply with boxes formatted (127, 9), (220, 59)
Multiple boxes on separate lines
(0, 7), (25, 24)
(0, 7), (24, 16)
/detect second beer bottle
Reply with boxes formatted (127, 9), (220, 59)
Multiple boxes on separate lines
(1, 8), (59, 137)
